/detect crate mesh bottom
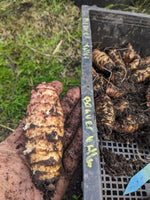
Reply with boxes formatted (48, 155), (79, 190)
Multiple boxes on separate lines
(100, 140), (150, 200)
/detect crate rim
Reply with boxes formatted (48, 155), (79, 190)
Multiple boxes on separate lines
(82, 5), (150, 19)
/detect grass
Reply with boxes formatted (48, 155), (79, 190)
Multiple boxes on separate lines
(0, 1), (150, 133)
(72, 194), (81, 200)
(0, 0), (81, 140)
(126, 0), (150, 14)
(105, 0), (150, 14)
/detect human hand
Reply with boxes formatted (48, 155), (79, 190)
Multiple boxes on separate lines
(0, 81), (82, 200)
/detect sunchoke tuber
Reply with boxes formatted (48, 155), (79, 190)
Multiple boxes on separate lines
(113, 114), (148, 134)
(128, 54), (141, 71)
(92, 49), (115, 73)
(106, 85), (123, 98)
(95, 95), (115, 140)
(122, 43), (136, 63)
(24, 82), (64, 196)
(133, 67), (150, 83)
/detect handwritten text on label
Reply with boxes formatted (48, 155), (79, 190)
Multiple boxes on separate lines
(83, 96), (98, 168)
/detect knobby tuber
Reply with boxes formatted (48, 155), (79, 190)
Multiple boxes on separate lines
(108, 49), (125, 69)
(92, 49), (115, 73)
(24, 82), (64, 197)
(133, 67), (150, 83)
(122, 43), (136, 63)
(95, 95), (115, 140)
(109, 49), (127, 84)
(113, 114), (148, 134)
(128, 54), (141, 71)
(106, 85), (123, 98)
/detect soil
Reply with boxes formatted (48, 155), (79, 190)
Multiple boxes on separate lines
(101, 148), (145, 177)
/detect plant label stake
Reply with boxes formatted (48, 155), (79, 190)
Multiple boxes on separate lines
(124, 163), (150, 195)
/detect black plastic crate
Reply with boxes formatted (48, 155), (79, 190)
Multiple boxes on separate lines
(81, 5), (150, 200)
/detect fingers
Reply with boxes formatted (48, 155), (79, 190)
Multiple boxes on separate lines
(51, 176), (69, 200)
(63, 126), (82, 177)
(63, 100), (81, 149)
(51, 126), (82, 200)
(61, 86), (81, 122)
(51, 86), (82, 200)
(50, 81), (63, 96)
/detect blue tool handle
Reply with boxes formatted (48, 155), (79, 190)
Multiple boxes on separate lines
(124, 163), (150, 195)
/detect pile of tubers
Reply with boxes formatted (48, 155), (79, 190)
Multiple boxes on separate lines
(92, 43), (150, 143)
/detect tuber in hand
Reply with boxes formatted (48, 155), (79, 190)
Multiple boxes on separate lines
(0, 81), (82, 200)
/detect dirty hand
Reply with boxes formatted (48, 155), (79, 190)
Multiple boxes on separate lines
(0, 81), (82, 200)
